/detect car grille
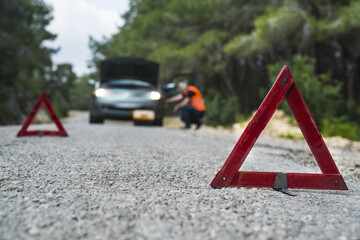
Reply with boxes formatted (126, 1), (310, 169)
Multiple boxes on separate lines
(101, 103), (153, 111)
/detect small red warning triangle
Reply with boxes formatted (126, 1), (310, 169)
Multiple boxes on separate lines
(211, 66), (347, 190)
(17, 91), (68, 137)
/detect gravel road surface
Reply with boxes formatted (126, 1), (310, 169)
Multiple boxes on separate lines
(1, 112), (359, 239)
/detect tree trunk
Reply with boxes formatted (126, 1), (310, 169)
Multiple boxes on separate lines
(223, 56), (235, 96)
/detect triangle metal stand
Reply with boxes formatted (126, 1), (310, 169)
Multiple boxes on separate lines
(17, 91), (68, 137)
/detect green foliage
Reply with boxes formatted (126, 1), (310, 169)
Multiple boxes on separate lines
(0, 0), (58, 124)
(202, 90), (240, 127)
(346, 100), (360, 122)
(224, 7), (303, 58)
(317, 1), (360, 41)
(267, 55), (342, 126)
(224, 32), (266, 58)
(322, 117), (360, 141)
(51, 91), (69, 118)
(85, 0), (360, 142)
(267, 55), (360, 141)
(1, 0), (356, 143)
(89, 0), (270, 84)
(69, 76), (94, 110)
(46, 63), (77, 118)
(0, 103), (12, 125)
(224, 0), (360, 64)
(278, 133), (304, 140)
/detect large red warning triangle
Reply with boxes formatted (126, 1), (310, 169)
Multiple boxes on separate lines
(211, 66), (347, 190)
(17, 91), (68, 137)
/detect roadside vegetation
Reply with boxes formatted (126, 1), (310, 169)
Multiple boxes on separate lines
(1, 0), (359, 140)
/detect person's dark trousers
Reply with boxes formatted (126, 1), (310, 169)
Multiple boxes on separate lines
(180, 105), (205, 128)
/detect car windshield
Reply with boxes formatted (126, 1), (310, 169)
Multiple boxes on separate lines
(102, 79), (155, 90)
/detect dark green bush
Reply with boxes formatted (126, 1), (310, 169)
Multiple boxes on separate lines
(69, 76), (94, 110)
(267, 55), (360, 141)
(267, 55), (342, 126)
(0, 102), (12, 125)
(322, 117), (360, 141)
(203, 90), (241, 127)
(51, 91), (70, 118)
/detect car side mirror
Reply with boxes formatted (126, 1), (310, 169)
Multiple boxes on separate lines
(88, 79), (97, 86)
(162, 82), (176, 90)
(162, 83), (179, 99)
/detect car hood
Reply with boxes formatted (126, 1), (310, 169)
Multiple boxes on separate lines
(100, 57), (159, 86)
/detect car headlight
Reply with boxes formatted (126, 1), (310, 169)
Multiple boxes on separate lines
(149, 91), (161, 100)
(94, 88), (107, 97)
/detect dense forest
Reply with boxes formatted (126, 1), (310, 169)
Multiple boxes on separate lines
(89, 0), (360, 140)
(1, 0), (360, 140)
(0, 0), (85, 124)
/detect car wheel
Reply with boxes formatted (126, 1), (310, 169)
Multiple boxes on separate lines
(134, 120), (141, 126)
(134, 120), (153, 126)
(154, 118), (163, 126)
(89, 113), (104, 124)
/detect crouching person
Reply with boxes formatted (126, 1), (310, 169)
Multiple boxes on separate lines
(166, 81), (206, 129)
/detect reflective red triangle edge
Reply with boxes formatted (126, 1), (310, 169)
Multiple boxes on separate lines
(211, 66), (347, 190)
(17, 91), (68, 137)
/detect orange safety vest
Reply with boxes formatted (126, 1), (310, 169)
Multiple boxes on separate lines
(185, 86), (206, 111)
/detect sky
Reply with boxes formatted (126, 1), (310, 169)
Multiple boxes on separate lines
(44, 0), (129, 76)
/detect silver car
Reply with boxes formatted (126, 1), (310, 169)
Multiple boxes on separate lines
(88, 57), (165, 125)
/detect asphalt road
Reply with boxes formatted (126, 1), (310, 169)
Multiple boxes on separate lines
(0, 112), (359, 240)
